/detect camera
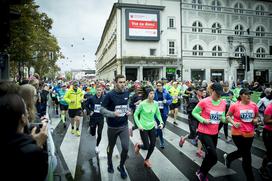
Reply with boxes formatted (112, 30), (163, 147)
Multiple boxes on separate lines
(29, 123), (43, 134)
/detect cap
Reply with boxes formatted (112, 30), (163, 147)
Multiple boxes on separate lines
(211, 82), (223, 96)
(239, 88), (253, 95)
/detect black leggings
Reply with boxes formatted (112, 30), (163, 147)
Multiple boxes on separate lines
(226, 135), (254, 181)
(188, 112), (199, 139)
(262, 129), (272, 169)
(198, 133), (218, 177)
(89, 117), (104, 146)
(138, 127), (156, 160)
(218, 122), (228, 138)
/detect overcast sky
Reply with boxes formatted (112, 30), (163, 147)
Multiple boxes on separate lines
(35, 0), (117, 72)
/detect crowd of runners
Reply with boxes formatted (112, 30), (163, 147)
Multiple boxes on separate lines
(2, 73), (272, 181)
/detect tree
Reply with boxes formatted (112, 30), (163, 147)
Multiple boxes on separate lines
(65, 71), (72, 81)
(8, 0), (63, 80)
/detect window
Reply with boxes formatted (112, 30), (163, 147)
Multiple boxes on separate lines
(192, 0), (202, 10)
(256, 47), (265, 58)
(211, 23), (222, 34)
(256, 5), (264, 15)
(256, 26), (265, 37)
(192, 44), (203, 56)
(212, 46), (222, 56)
(192, 21), (203, 32)
(234, 46), (245, 57)
(150, 49), (156, 56)
(168, 41), (176, 55)
(168, 17), (176, 28)
(234, 3), (244, 14)
(211, 0), (221, 11)
(234, 24), (244, 35)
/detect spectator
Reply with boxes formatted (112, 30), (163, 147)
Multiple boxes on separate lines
(2, 92), (48, 181)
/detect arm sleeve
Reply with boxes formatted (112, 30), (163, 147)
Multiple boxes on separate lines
(100, 107), (115, 117)
(221, 111), (226, 123)
(134, 103), (143, 128)
(100, 93), (115, 117)
(192, 103), (206, 123)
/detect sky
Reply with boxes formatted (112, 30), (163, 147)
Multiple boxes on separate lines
(35, 0), (118, 72)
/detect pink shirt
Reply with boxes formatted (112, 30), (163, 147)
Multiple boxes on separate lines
(264, 103), (272, 131)
(197, 97), (226, 135)
(228, 101), (258, 135)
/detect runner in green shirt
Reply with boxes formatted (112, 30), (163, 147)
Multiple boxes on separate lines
(134, 86), (163, 168)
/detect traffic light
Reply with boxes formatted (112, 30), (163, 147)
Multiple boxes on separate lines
(176, 69), (181, 77)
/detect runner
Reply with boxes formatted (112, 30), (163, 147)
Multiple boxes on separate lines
(64, 81), (84, 136)
(134, 86), (164, 168)
(169, 81), (181, 125)
(100, 74), (131, 179)
(192, 82), (226, 181)
(58, 84), (68, 128)
(154, 81), (172, 148)
(86, 85), (105, 154)
(224, 88), (259, 181)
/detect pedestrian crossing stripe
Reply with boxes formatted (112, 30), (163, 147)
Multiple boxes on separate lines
(99, 123), (131, 181)
(128, 122), (189, 181)
(167, 117), (263, 170)
(60, 117), (83, 179)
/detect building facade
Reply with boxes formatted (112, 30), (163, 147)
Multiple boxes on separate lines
(96, 0), (272, 84)
(95, 0), (181, 81)
(182, 0), (272, 85)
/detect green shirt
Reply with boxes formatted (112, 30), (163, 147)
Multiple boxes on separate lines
(134, 99), (163, 130)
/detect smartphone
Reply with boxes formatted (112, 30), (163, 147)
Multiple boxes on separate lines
(29, 123), (43, 133)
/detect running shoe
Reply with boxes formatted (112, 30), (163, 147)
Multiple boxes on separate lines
(95, 146), (99, 154)
(196, 150), (204, 158)
(225, 137), (232, 143)
(196, 169), (208, 181)
(179, 136), (185, 147)
(75, 130), (80, 136)
(160, 143), (165, 149)
(108, 163), (114, 173)
(117, 165), (127, 179)
(144, 159), (152, 168)
(71, 129), (75, 134)
(223, 153), (230, 168)
(173, 121), (178, 126)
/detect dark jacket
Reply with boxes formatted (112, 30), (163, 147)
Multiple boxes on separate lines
(5, 133), (48, 181)
(101, 89), (130, 127)
(86, 94), (105, 119)
(154, 88), (172, 116)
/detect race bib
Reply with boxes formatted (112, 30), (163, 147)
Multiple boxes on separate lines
(240, 110), (254, 122)
(210, 111), (222, 124)
(158, 101), (164, 109)
(94, 104), (101, 113)
(115, 105), (128, 117)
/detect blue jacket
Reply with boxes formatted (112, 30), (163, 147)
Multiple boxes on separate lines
(154, 88), (172, 116)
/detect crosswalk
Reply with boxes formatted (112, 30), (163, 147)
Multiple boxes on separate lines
(50, 109), (264, 181)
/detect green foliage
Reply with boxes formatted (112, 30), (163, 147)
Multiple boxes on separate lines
(65, 71), (73, 81)
(8, 0), (63, 79)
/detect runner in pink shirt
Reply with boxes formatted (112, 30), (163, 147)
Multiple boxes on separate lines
(224, 88), (259, 181)
(259, 102), (272, 179)
(192, 82), (226, 181)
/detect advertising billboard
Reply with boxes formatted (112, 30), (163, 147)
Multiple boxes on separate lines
(126, 9), (160, 41)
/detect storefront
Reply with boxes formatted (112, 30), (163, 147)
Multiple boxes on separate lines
(191, 69), (205, 82)
(166, 68), (176, 81)
(254, 69), (269, 85)
(125, 68), (137, 81)
(211, 69), (224, 82)
(143, 68), (160, 81)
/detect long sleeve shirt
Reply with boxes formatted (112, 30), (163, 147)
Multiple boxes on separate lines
(134, 99), (163, 130)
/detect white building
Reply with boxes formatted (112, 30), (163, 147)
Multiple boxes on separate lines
(181, 0), (272, 85)
(96, 0), (272, 84)
(95, 0), (181, 81)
